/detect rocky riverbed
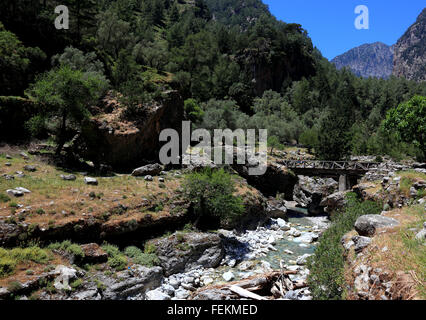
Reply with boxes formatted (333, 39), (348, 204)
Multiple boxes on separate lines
(138, 209), (329, 300)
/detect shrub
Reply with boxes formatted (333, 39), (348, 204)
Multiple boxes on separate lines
(48, 241), (84, 260)
(108, 255), (127, 270)
(0, 246), (50, 278)
(124, 246), (143, 258)
(183, 168), (244, 228)
(0, 193), (10, 203)
(144, 242), (156, 254)
(307, 193), (381, 300)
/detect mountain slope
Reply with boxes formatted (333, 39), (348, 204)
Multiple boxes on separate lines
(393, 8), (426, 82)
(331, 42), (394, 79)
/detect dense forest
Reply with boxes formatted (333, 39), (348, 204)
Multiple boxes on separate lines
(0, 0), (425, 161)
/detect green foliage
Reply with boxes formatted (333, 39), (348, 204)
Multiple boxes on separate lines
(307, 193), (382, 300)
(267, 135), (283, 155)
(183, 168), (245, 228)
(26, 65), (108, 154)
(0, 246), (50, 278)
(48, 241), (85, 260)
(184, 98), (204, 123)
(101, 243), (128, 271)
(0, 193), (10, 203)
(383, 95), (426, 160)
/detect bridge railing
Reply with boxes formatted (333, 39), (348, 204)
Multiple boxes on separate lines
(278, 160), (385, 172)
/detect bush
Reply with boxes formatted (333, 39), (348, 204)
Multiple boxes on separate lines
(124, 245), (159, 267)
(102, 243), (128, 271)
(307, 193), (381, 300)
(48, 241), (84, 260)
(183, 168), (244, 229)
(0, 194), (10, 203)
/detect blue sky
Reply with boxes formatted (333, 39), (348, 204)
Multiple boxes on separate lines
(263, 0), (425, 60)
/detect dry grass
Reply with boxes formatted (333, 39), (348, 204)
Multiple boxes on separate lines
(345, 204), (426, 299)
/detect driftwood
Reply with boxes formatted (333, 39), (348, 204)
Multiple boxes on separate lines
(229, 286), (268, 300)
(192, 269), (304, 301)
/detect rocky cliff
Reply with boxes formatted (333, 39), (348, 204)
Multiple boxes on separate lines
(331, 42), (394, 79)
(393, 8), (426, 81)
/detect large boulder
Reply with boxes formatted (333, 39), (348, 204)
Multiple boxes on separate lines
(149, 232), (224, 276)
(75, 90), (184, 171)
(293, 176), (338, 215)
(132, 163), (163, 177)
(100, 266), (163, 300)
(320, 191), (348, 213)
(354, 215), (400, 237)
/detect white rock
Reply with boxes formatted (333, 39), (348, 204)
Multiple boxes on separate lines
(145, 289), (171, 300)
(84, 177), (98, 185)
(222, 271), (234, 282)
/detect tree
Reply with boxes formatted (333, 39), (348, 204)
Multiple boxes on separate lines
(267, 135), (283, 155)
(184, 98), (204, 123)
(26, 66), (108, 154)
(382, 95), (426, 159)
(183, 168), (244, 229)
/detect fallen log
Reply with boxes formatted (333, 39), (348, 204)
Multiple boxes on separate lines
(229, 286), (268, 300)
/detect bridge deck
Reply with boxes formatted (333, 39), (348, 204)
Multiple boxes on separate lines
(278, 160), (385, 174)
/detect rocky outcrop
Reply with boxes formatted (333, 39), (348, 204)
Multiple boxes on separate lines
(332, 42), (394, 79)
(234, 161), (298, 199)
(293, 176), (338, 215)
(148, 232), (224, 276)
(393, 8), (426, 81)
(354, 215), (400, 237)
(320, 191), (348, 213)
(75, 90), (184, 171)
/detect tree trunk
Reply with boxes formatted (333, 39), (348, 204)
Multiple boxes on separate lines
(55, 111), (67, 155)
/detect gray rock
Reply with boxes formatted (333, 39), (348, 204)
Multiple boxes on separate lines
(24, 165), (37, 172)
(14, 187), (31, 194)
(355, 215), (400, 236)
(296, 254), (312, 266)
(174, 288), (190, 299)
(84, 177), (98, 185)
(60, 174), (77, 181)
(101, 266), (163, 300)
(132, 164), (163, 177)
(6, 189), (24, 197)
(158, 177), (165, 183)
(145, 289), (171, 300)
(320, 191), (348, 213)
(352, 236), (372, 252)
(144, 175), (153, 181)
(150, 232), (224, 276)
(415, 229), (426, 240)
(161, 284), (175, 296)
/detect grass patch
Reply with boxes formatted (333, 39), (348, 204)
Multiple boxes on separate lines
(307, 193), (382, 300)
(124, 246), (159, 267)
(0, 246), (51, 278)
(0, 194), (10, 203)
(48, 240), (84, 260)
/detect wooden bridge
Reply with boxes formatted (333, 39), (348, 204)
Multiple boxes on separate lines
(278, 160), (384, 175)
(277, 160), (385, 190)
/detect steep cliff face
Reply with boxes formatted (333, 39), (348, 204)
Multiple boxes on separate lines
(393, 8), (426, 82)
(331, 42), (394, 79)
(75, 90), (184, 171)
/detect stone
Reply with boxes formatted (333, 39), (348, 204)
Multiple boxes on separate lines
(158, 177), (165, 183)
(81, 243), (108, 264)
(415, 229), (426, 240)
(14, 187), (31, 194)
(6, 189), (24, 197)
(24, 165), (37, 172)
(145, 289), (171, 300)
(19, 152), (29, 159)
(149, 232), (224, 276)
(161, 284), (175, 296)
(266, 199), (287, 218)
(276, 218), (288, 229)
(84, 177), (98, 185)
(132, 164), (163, 177)
(174, 288), (190, 300)
(352, 236), (372, 252)
(101, 266), (163, 300)
(144, 175), (153, 181)
(54, 265), (77, 291)
(202, 277), (214, 286)
(296, 254), (312, 266)
(60, 174), (77, 181)
(320, 191), (348, 213)
(355, 215), (400, 236)
(222, 271), (234, 282)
